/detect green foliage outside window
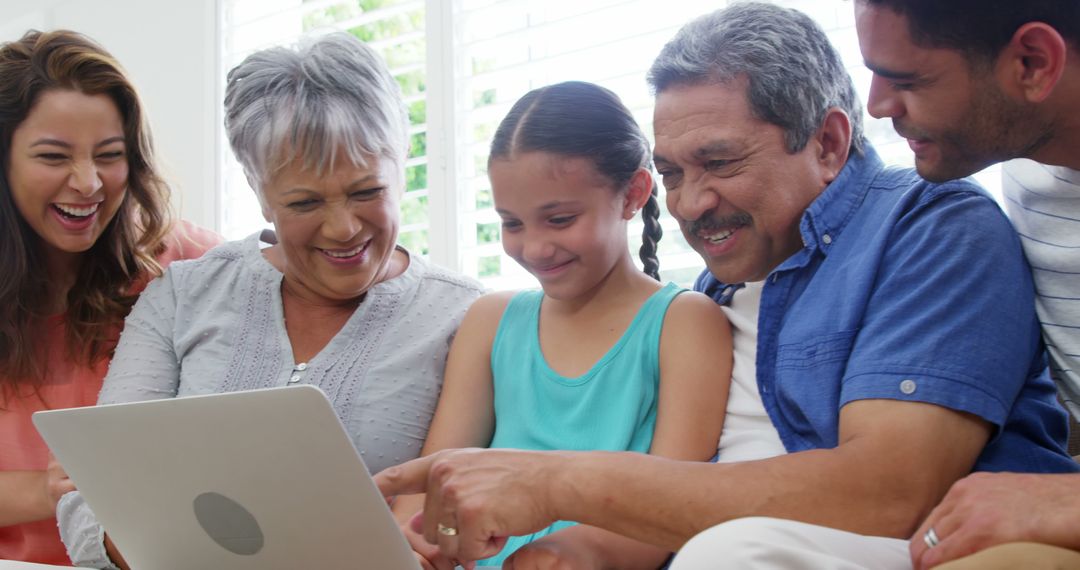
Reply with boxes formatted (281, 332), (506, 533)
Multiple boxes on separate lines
(478, 255), (501, 278)
(302, 2), (361, 28)
(399, 229), (429, 256)
(473, 88), (496, 109)
(406, 164), (427, 192)
(471, 56), (496, 75)
(474, 187), (493, 210)
(472, 120), (495, 144)
(409, 132), (427, 159)
(355, 14), (423, 42)
(476, 222), (500, 245)
(408, 100), (426, 124)
(395, 70), (426, 98)
(383, 38), (425, 68)
(401, 195), (428, 226)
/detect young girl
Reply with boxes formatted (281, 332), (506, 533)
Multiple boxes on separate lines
(393, 81), (732, 569)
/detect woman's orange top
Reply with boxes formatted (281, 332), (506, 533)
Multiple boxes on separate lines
(0, 221), (222, 565)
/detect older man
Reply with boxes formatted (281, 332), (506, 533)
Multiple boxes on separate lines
(855, 1), (1080, 569)
(376, 4), (1077, 568)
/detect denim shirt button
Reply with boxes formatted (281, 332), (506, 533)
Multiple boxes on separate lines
(822, 233), (833, 245)
(899, 379), (917, 395)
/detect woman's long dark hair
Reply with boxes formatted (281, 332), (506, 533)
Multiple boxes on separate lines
(489, 81), (662, 280)
(0, 30), (173, 396)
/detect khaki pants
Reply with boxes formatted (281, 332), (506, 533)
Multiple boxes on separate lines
(936, 543), (1080, 570)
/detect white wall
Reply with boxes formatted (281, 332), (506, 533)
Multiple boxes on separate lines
(1, 0), (220, 230)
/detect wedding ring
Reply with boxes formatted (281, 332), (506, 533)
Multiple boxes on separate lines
(923, 527), (940, 549)
(437, 522), (459, 536)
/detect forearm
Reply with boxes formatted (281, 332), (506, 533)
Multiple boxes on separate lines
(550, 448), (939, 551)
(0, 471), (51, 526)
(391, 493), (426, 525)
(1039, 473), (1080, 549)
(553, 400), (990, 550)
(104, 533), (130, 570)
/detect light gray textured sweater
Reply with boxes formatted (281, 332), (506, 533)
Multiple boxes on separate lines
(58, 232), (483, 567)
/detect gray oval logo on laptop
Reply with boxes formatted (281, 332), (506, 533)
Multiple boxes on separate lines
(193, 492), (264, 555)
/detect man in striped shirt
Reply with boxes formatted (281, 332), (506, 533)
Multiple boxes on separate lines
(855, 1), (1080, 569)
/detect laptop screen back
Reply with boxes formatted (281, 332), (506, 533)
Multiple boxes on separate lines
(33, 385), (420, 570)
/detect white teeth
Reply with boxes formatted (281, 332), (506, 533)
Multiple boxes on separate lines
(703, 228), (737, 244)
(323, 244), (365, 258)
(54, 203), (100, 217)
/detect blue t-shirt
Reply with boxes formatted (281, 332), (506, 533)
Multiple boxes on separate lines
(696, 146), (1077, 474)
(483, 282), (684, 565)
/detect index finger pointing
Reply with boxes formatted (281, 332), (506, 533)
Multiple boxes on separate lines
(374, 455), (437, 498)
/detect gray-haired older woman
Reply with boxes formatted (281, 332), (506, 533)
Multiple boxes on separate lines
(55, 32), (483, 568)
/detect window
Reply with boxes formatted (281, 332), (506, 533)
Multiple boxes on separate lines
(220, 0), (1002, 289)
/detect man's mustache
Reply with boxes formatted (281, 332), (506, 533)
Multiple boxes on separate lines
(688, 212), (753, 235)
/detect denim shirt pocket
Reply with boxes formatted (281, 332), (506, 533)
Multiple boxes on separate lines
(773, 329), (860, 448)
(776, 329), (859, 370)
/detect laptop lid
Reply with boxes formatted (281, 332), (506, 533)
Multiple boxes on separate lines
(33, 385), (420, 570)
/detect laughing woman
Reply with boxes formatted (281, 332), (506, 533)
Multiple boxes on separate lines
(55, 32), (484, 568)
(0, 30), (221, 565)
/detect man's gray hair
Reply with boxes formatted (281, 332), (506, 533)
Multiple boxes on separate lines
(224, 32), (410, 189)
(648, 2), (865, 155)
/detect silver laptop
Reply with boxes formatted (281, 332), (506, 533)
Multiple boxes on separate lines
(33, 385), (421, 570)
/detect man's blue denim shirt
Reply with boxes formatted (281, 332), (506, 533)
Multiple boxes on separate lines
(696, 145), (1078, 473)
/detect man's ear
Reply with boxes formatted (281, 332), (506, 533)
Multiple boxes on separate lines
(813, 108), (852, 184)
(623, 167), (654, 219)
(997, 22), (1067, 103)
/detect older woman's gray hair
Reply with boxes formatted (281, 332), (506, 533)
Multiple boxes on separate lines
(647, 2), (865, 155)
(224, 32), (410, 190)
